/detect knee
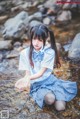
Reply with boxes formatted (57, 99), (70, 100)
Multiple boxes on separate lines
(44, 92), (55, 105)
(55, 101), (66, 111)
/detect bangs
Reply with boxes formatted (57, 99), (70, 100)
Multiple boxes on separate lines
(33, 28), (46, 41)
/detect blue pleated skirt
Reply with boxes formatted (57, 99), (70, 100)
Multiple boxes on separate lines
(30, 74), (77, 108)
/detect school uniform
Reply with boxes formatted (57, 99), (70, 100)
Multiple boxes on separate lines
(19, 46), (77, 108)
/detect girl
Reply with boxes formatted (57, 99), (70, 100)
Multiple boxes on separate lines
(15, 24), (77, 111)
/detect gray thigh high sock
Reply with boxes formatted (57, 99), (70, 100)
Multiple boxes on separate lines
(44, 92), (55, 105)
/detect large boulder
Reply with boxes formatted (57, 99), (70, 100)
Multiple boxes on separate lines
(3, 11), (29, 40)
(68, 33), (80, 60)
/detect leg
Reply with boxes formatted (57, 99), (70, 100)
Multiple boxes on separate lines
(44, 92), (55, 105)
(55, 100), (66, 111)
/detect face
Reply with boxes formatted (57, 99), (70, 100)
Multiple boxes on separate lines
(32, 38), (43, 51)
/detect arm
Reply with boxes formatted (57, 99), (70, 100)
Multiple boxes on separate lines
(25, 70), (31, 75)
(29, 67), (47, 80)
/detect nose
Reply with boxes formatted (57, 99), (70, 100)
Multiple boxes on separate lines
(35, 39), (39, 45)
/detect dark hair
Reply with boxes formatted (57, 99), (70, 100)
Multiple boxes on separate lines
(29, 24), (60, 68)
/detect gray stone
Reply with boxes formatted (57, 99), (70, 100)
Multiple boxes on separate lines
(0, 53), (3, 62)
(3, 11), (29, 39)
(6, 50), (19, 59)
(29, 20), (42, 28)
(62, 0), (77, 10)
(56, 10), (72, 21)
(0, 40), (12, 50)
(0, 15), (8, 23)
(43, 17), (51, 25)
(29, 12), (43, 22)
(68, 33), (80, 60)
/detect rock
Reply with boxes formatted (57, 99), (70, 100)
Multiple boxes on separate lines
(68, 33), (80, 60)
(3, 11), (29, 39)
(21, 34), (29, 41)
(0, 5), (5, 14)
(43, 17), (51, 25)
(0, 26), (4, 38)
(29, 20), (42, 28)
(38, 5), (47, 14)
(56, 42), (62, 51)
(29, 12), (43, 22)
(6, 50), (19, 59)
(63, 43), (71, 52)
(13, 41), (21, 48)
(11, 1), (39, 12)
(0, 15), (8, 24)
(0, 37), (4, 41)
(22, 41), (30, 49)
(62, 0), (71, 10)
(11, 6), (21, 12)
(43, 0), (62, 14)
(12, 0), (24, 6)
(0, 40), (12, 50)
(20, 2), (32, 9)
(56, 10), (72, 22)
(0, 59), (9, 72)
(33, 1), (39, 6)
(62, 0), (77, 10)
(44, 0), (56, 8)
(0, 53), (3, 62)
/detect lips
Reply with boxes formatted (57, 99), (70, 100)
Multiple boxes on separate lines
(34, 45), (39, 48)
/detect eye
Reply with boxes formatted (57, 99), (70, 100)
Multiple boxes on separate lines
(39, 39), (43, 42)
(32, 38), (36, 41)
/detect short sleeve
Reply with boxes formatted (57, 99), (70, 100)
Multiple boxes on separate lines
(18, 48), (30, 71)
(41, 48), (55, 70)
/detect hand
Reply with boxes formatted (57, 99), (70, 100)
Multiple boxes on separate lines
(15, 75), (30, 92)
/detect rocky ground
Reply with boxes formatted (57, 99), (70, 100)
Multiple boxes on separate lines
(0, 0), (80, 119)
(0, 56), (80, 119)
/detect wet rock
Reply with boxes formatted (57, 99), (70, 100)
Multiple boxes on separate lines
(3, 11), (29, 39)
(29, 20), (42, 28)
(12, 0), (24, 6)
(20, 2), (32, 10)
(63, 43), (71, 52)
(21, 34), (29, 41)
(38, 5), (47, 14)
(43, 0), (56, 9)
(0, 5), (5, 14)
(12, 99), (26, 111)
(29, 12), (43, 22)
(62, 0), (77, 10)
(11, 6), (21, 12)
(13, 41), (21, 48)
(11, 1), (39, 13)
(6, 50), (19, 59)
(0, 15), (8, 24)
(68, 33), (80, 60)
(56, 10), (72, 22)
(43, 0), (62, 14)
(43, 17), (51, 25)
(0, 40), (12, 50)
(0, 53), (3, 62)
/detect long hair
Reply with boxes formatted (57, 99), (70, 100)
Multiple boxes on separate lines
(28, 24), (60, 68)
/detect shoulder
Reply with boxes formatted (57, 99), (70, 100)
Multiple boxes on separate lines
(44, 45), (55, 56)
